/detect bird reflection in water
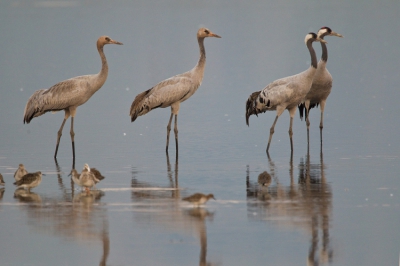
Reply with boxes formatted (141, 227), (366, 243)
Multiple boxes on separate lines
(14, 161), (110, 266)
(14, 188), (42, 203)
(131, 152), (180, 201)
(0, 173), (5, 186)
(131, 153), (217, 266)
(246, 149), (332, 265)
(0, 187), (4, 200)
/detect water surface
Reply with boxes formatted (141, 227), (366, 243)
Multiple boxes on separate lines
(0, 1), (399, 265)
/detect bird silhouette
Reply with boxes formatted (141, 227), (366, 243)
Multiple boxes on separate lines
(23, 36), (123, 159)
(130, 28), (220, 153)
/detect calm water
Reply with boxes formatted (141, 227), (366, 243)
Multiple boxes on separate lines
(0, 1), (399, 265)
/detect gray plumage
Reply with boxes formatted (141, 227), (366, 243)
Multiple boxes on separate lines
(13, 171), (43, 191)
(245, 33), (326, 153)
(182, 193), (215, 206)
(130, 28), (221, 152)
(0, 173), (4, 186)
(14, 163), (28, 182)
(298, 27), (343, 129)
(23, 36), (123, 159)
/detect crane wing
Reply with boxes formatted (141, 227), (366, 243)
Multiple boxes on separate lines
(256, 77), (297, 111)
(130, 76), (196, 122)
(23, 76), (91, 123)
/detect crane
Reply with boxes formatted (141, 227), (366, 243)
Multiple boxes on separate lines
(23, 36), (123, 159)
(246, 33), (326, 153)
(130, 28), (221, 153)
(298, 27), (343, 130)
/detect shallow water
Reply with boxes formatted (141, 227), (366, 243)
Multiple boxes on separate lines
(0, 1), (399, 265)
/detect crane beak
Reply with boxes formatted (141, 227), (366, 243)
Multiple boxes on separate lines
(111, 39), (123, 45)
(210, 32), (221, 38)
(331, 31), (343, 38)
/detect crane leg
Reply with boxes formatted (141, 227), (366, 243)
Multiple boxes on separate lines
(289, 116), (294, 151)
(319, 100), (326, 129)
(54, 118), (68, 158)
(288, 107), (296, 152)
(166, 113), (174, 153)
(266, 115), (279, 153)
(305, 101), (310, 130)
(173, 115), (178, 153)
(306, 107), (310, 145)
(70, 117), (76, 159)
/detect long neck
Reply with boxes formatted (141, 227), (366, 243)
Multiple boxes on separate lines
(95, 43), (109, 89)
(195, 37), (206, 72)
(320, 39), (328, 62)
(307, 40), (318, 69)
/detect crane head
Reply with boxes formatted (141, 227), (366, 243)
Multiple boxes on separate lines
(97, 36), (123, 47)
(318, 27), (344, 39)
(197, 28), (221, 39)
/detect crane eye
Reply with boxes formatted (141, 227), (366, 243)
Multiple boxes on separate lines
(204, 29), (209, 34)
(105, 37), (110, 41)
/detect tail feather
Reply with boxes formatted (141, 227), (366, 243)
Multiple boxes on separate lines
(130, 88), (152, 122)
(298, 103), (305, 121)
(23, 89), (46, 124)
(245, 91), (260, 126)
(298, 102), (320, 121)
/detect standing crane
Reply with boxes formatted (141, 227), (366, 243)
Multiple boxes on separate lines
(23, 36), (123, 159)
(245, 33), (326, 153)
(298, 27), (343, 131)
(129, 28), (221, 153)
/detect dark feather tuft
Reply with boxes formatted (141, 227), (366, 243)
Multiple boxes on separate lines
(245, 91), (260, 126)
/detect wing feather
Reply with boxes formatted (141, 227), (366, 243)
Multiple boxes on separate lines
(23, 76), (92, 123)
(130, 75), (196, 122)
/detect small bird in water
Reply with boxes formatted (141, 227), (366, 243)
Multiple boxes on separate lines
(0, 173), (5, 186)
(71, 164), (100, 193)
(13, 171), (44, 192)
(14, 164), (28, 182)
(258, 171), (272, 187)
(182, 193), (215, 207)
(71, 165), (105, 190)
